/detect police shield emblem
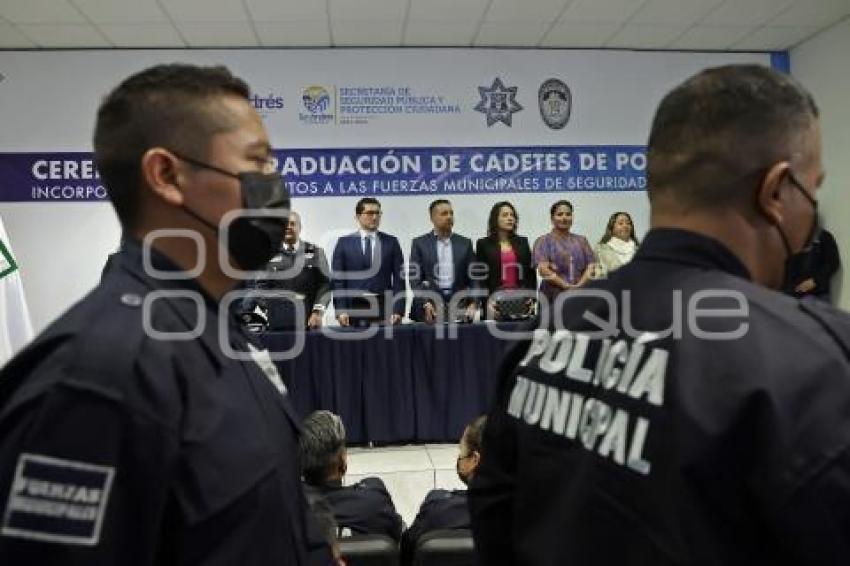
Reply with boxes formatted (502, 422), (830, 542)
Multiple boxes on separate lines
(538, 79), (571, 129)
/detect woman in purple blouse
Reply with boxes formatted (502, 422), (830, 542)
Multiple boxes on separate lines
(533, 200), (596, 302)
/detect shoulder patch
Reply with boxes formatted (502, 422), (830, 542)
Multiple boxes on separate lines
(2, 453), (115, 546)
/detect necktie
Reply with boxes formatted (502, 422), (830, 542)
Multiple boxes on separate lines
(364, 235), (372, 266)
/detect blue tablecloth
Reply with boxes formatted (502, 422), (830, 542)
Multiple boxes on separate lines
(261, 323), (527, 444)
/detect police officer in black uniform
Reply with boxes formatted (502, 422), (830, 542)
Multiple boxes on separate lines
(470, 65), (850, 565)
(0, 64), (330, 564)
(240, 210), (331, 330)
(402, 415), (485, 564)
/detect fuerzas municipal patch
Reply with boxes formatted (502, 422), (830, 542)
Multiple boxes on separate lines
(1, 453), (115, 546)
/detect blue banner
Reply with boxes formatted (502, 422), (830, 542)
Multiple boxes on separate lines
(0, 145), (646, 202)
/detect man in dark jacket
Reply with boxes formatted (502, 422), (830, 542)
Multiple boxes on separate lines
(301, 410), (404, 541)
(408, 199), (479, 323)
(471, 64), (850, 565)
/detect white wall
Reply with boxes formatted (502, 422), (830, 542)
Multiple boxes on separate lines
(0, 204), (121, 332)
(792, 17), (850, 309)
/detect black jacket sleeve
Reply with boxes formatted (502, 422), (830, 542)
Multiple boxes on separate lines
(468, 340), (531, 565)
(0, 368), (177, 564)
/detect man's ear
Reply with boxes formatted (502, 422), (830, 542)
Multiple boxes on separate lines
(470, 450), (481, 470)
(141, 148), (185, 207)
(755, 161), (791, 225)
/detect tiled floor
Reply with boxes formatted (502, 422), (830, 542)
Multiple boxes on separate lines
(345, 444), (465, 527)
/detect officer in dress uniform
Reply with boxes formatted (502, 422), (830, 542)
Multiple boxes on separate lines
(0, 64), (330, 565)
(470, 65), (850, 565)
(240, 210), (331, 331)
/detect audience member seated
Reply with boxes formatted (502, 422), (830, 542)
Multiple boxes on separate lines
(594, 211), (640, 277)
(475, 202), (536, 320)
(301, 410), (404, 541)
(532, 200), (596, 303)
(401, 415), (486, 564)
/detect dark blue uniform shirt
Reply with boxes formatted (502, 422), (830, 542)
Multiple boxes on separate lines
(471, 228), (850, 566)
(313, 477), (403, 541)
(0, 240), (329, 565)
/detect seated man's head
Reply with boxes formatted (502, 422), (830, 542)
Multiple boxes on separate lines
(93, 64), (288, 288)
(301, 410), (347, 486)
(647, 64), (822, 289)
(456, 415), (487, 485)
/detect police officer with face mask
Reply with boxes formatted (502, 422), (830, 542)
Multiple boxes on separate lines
(471, 65), (850, 566)
(0, 64), (331, 565)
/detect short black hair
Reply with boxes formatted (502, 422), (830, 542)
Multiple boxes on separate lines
(487, 201), (518, 239)
(356, 197), (381, 215)
(550, 200), (573, 217)
(93, 64), (251, 229)
(429, 199), (451, 215)
(647, 64), (818, 209)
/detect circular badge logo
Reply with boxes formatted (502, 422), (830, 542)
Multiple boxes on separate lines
(539, 79), (571, 130)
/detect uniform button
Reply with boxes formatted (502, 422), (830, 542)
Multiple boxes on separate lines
(120, 293), (142, 307)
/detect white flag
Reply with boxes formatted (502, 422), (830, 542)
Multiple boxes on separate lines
(0, 215), (34, 365)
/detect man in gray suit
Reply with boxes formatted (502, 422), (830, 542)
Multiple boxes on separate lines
(409, 199), (478, 323)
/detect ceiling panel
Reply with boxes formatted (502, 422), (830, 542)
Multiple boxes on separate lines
(770, 0), (850, 27)
(668, 24), (753, 49)
(329, 0), (407, 22)
(98, 23), (185, 47)
(560, 0), (646, 23)
(630, 0), (723, 25)
(16, 23), (110, 46)
(0, 0), (85, 24)
(159, 0), (248, 22)
(474, 21), (551, 46)
(0, 0), (847, 50)
(245, 0), (328, 22)
(408, 0), (490, 21)
(701, 0), (795, 26)
(72, 0), (168, 24)
(540, 22), (621, 47)
(404, 20), (478, 45)
(732, 25), (820, 50)
(255, 21), (331, 46)
(486, 0), (570, 23)
(0, 22), (36, 47)
(331, 20), (404, 46)
(606, 23), (690, 48)
(176, 21), (259, 46)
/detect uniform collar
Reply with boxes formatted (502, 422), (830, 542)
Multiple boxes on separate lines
(114, 239), (257, 364)
(117, 238), (220, 311)
(636, 228), (751, 280)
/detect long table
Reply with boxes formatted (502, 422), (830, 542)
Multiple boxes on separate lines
(261, 323), (528, 444)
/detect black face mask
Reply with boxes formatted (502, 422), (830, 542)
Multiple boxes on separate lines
(172, 152), (290, 271)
